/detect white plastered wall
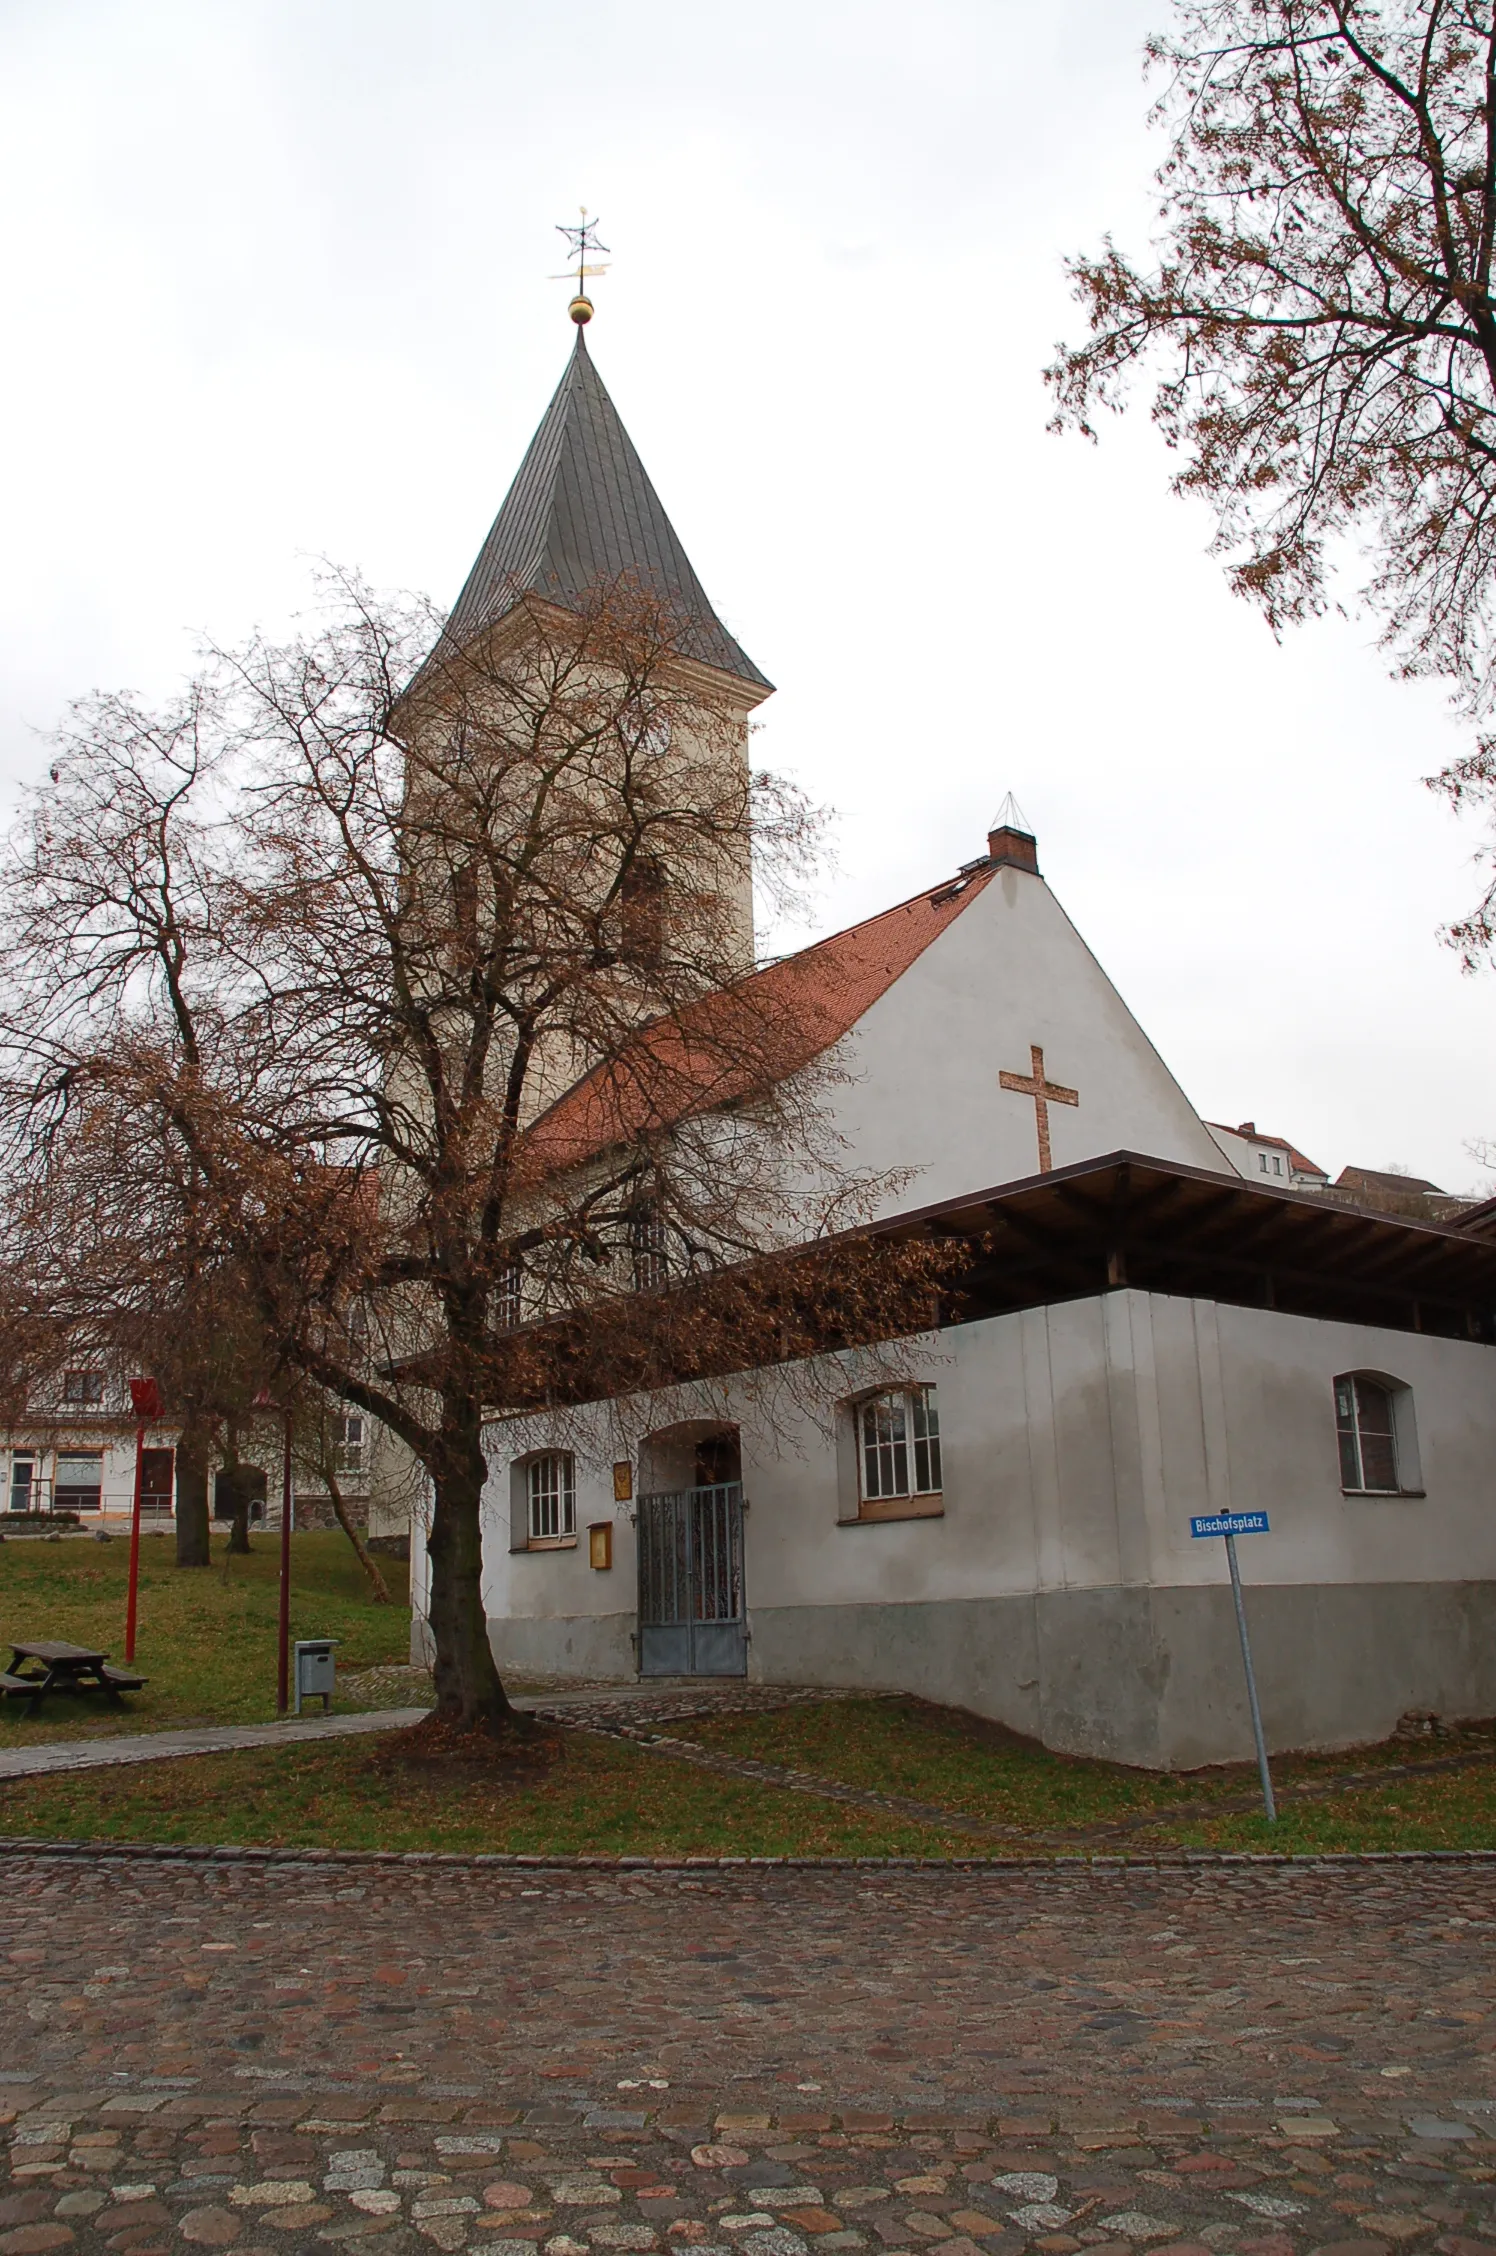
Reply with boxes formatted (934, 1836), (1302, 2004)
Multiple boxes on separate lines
(797, 863), (1231, 1221)
(407, 1291), (1496, 1673)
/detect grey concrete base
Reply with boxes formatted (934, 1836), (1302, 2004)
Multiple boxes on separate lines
(743, 1581), (1496, 1769)
(487, 1611), (637, 1683)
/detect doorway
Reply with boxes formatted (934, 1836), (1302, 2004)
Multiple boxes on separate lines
(141, 1448), (175, 1517)
(636, 1424), (746, 1678)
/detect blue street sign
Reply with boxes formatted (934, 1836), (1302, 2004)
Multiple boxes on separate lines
(1190, 1511), (1270, 1538)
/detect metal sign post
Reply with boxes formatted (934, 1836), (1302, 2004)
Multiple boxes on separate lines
(124, 1377), (163, 1666)
(1190, 1510), (1276, 1823)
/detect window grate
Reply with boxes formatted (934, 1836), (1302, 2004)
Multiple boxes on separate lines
(527, 1453), (576, 1542)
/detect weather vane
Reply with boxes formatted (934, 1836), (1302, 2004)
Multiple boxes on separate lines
(551, 208), (610, 326)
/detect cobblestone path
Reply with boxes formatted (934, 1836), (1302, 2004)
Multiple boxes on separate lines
(1, 1851), (1492, 2256)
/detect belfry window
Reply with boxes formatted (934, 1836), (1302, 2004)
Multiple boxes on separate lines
(619, 854), (667, 970)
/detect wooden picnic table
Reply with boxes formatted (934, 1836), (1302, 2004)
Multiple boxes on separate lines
(0, 1639), (145, 1717)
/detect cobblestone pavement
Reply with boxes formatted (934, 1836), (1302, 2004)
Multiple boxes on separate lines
(1, 1852), (1493, 2256)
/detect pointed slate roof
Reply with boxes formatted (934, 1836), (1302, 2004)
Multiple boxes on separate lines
(444, 330), (771, 693)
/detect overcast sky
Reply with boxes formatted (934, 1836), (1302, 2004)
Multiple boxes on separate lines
(2, 0), (1491, 1190)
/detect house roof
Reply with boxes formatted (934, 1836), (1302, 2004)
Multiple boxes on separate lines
(1336, 1164), (1445, 1197)
(1207, 1121), (1327, 1178)
(883, 1152), (1496, 1342)
(521, 862), (998, 1177)
(442, 329), (771, 693)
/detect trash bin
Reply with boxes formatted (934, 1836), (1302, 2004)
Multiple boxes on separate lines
(293, 1638), (340, 1716)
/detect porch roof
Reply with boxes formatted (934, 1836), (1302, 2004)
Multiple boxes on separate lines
(883, 1151), (1496, 1344)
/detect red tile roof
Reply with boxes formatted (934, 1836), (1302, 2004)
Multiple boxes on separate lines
(521, 863), (997, 1177)
(1206, 1121), (1327, 1180)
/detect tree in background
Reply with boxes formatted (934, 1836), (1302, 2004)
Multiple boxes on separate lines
(291, 1391), (392, 1604)
(0, 575), (942, 1737)
(1047, 0), (1496, 939)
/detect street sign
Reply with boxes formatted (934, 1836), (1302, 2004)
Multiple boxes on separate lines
(1192, 1509), (1276, 1821)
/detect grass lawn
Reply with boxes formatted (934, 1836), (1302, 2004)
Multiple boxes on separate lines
(684, 1695), (1496, 1854)
(0, 1728), (972, 1857)
(0, 1529), (413, 1739)
(0, 1692), (1490, 1855)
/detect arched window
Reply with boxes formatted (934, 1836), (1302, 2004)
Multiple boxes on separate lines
(1334, 1375), (1412, 1494)
(857, 1387), (942, 1507)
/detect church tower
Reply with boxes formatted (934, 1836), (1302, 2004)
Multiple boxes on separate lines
(433, 303), (773, 969)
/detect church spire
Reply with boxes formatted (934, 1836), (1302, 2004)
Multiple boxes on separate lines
(442, 323), (771, 695)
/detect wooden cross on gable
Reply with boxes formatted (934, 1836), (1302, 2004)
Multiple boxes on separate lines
(999, 1043), (1078, 1174)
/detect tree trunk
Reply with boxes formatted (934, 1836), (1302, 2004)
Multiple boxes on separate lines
(174, 1425), (212, 1568)
(325, 1466), (390, 1603)
(425, 1413), (513, 1731)
(217, 1446), (257, 1555)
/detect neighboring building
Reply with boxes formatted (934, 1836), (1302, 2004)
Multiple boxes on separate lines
(400, 308), (1496, 1764)
(1324, 1165), (1474, 1226)
(3, 1367), (177, 1526)
(0, 1372), (372, 1533)
(1206, 1121), (1329, 1188)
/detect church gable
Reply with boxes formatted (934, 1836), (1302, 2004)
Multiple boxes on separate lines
(818, 829), (1227, 1216)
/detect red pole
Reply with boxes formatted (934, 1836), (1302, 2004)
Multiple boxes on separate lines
(124, 1419), (145, 1664)
(276, 1407), (293, 1714)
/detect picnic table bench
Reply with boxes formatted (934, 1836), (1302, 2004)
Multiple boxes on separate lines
(0, 1641), (146, 1718)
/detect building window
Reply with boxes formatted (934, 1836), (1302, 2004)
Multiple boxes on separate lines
(54, 1450), (104, 1513)
(1258, 1153), (1269, 1173)
(1272, 1154), (1283, 1176)
(527, 1453), (576, 1544)
(619, 854), (667, 969)
(857, 1388), (942, 1505)
(1335, 1375), (1402, 1493)
(333, 1414), (365, 1478)
(630, 1205), (668, 1291)
(496, 1260), (522, 1332)
(61, 1369), (104, 1406)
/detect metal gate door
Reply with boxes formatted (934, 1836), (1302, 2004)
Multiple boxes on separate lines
(637, 1481), (747, 1677)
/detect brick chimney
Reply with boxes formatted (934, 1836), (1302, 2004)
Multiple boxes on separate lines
(988, 820), (1039, 875)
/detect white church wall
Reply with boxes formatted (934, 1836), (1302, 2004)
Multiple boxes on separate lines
(415, 1286), (1496, 1759)
(795, 864), (1231, 1223)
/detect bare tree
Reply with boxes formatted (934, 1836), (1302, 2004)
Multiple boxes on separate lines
(290, 1391), (392, 1604)
(0, 574), (942, 1735)
(1047, 0), (1496, 896)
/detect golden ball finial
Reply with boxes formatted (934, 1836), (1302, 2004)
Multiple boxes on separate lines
(569, 293), (594, 325)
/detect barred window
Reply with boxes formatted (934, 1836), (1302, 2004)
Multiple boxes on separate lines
(527, 1453), (576, 1543)
(630, 1206), (668, 1292)
(857, 1388), (942, 1503)
(1335, 1376), (1400, 1493)
(333, 1414), (365, 1477)
(496, 1260), (523, 1332)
